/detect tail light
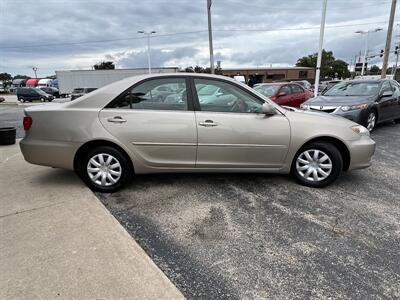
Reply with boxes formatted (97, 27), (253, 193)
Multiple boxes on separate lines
(23, 116), (32, 130)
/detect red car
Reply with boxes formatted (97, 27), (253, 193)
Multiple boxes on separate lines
(254, 82), (313, 107)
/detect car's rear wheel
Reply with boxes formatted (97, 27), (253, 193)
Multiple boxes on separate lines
(40, 97), (45, 102)
(395, 118), (400, 124)
(291, 142), (343, 188)
(19, 97), (24, 102)
(79, 146), (132, 193)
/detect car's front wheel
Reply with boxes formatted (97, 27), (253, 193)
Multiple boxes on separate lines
(364, 110), (377, 131)
(79, 146), (132, 193)
(291, 142), (343, 188)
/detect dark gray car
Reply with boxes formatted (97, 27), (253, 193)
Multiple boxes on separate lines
(301, 79), (400, 131)
(71, 87), (97, 100)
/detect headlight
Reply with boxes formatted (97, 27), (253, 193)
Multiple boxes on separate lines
(341, 103), (369, 112)
(300, 104), (309, 109)
(351, 125), (370, 136)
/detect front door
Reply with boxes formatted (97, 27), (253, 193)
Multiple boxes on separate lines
(192, 78), (291, 169)
(99, 77), (197, 168)
(378, 81), (397, 121)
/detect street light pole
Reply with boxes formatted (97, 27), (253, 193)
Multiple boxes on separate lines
(32, 67), (38, 79)
(355, 28), (383, 77)
(207, 0), (215, 74)
(381, 0), (397, 78)
(138, 30), (156, 74)
(314, 0), (327, 97)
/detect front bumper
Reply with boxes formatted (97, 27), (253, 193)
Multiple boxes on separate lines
(333, 109), (369, 125)
(346, 136), (376, 171)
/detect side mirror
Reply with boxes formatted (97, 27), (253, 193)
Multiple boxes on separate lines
(381, 90), (393, 98)
(277, 92), (286, 97)
(262, 102), (276, 115)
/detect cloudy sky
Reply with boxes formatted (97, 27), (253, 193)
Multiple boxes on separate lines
(0, 0), (398, 77)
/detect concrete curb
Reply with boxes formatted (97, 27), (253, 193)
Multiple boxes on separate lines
(0, 143), (184, 299)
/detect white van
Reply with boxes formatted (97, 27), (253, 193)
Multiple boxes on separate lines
(37, 79), (53, 87)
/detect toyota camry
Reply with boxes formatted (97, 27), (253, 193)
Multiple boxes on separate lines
(20, 73), (375, 192)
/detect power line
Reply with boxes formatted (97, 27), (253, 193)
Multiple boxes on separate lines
(0, 21), (394, 50)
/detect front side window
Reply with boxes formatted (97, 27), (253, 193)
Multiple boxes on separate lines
(111, 78), (187, 110)
(194, 79), (263, 113)
(380, 81), (392, 94)
(281, 85), (292, 94)
(290, 84), (304, 94)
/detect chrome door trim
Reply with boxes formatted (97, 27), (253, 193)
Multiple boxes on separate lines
(132, 142), (197, 146)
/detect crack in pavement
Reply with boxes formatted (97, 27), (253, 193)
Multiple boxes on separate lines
(0, 201), (65, 219)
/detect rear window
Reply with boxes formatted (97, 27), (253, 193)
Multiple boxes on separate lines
(73, 88), (84, 93)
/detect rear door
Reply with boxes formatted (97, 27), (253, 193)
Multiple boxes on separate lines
(192, 77), (290, 169)
(99, 77), (197, 168)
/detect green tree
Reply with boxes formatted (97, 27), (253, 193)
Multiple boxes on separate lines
(93, 61), (115, 70)
(0, 72), (12, 82)
(13, 74), (30, 80)
(369, 65), (381, 75)
(296, 50), (350, 79)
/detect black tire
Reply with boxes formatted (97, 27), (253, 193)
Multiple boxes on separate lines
(291, 142), (343, 188)
(78, 146), (132, 193)
(19, 96), (24, 102)
(395, 118), (400, 124)
(40, 97), (45, 102)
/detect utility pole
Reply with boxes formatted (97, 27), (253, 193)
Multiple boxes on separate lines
(207, 0), (215, 74)
(32, 67), (38, 79)
(138, 30), (156, 74)
(381, 0), (397, 78)
(314, 0), (327, 97)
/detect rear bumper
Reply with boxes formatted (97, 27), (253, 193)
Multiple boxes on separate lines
(20, 138), (80, 170)
(346, 137), (376, 171)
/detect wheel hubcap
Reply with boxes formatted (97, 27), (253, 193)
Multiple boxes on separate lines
(367, 113), (376, 131)
(87, 153), (122, 186)
(296, 149), (333, 182)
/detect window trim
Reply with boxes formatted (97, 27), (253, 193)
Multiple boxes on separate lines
(189, 76), (265, 113)
(104, 76), (194, 111)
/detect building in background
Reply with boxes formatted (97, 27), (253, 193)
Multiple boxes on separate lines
(222, 67), (315, 84)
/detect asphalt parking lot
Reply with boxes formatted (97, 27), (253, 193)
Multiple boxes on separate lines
(1, 104), (399, 299)
(98, 122), (400, 299)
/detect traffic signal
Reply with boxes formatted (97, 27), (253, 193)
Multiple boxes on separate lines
(395, 46), (399, 55)
(380, 49), (384, 57)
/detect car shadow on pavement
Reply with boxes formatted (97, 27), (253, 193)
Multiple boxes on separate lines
(31, 168), (82, 188)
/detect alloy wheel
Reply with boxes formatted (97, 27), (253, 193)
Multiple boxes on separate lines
(86, 153), (122, 186)
(296, 149), (333, 182)
(366, 112), (376, 131)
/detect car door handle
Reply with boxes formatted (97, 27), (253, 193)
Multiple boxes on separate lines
(107, 116), (127, 123)
(199, 120), (218, 127)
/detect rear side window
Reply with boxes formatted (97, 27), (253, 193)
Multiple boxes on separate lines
(110, 78), (187, 111)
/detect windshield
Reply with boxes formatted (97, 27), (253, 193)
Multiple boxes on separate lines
(254, 85), (279, 96)
(36, 88), (48, 95)
(324, 81), (379, 96)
